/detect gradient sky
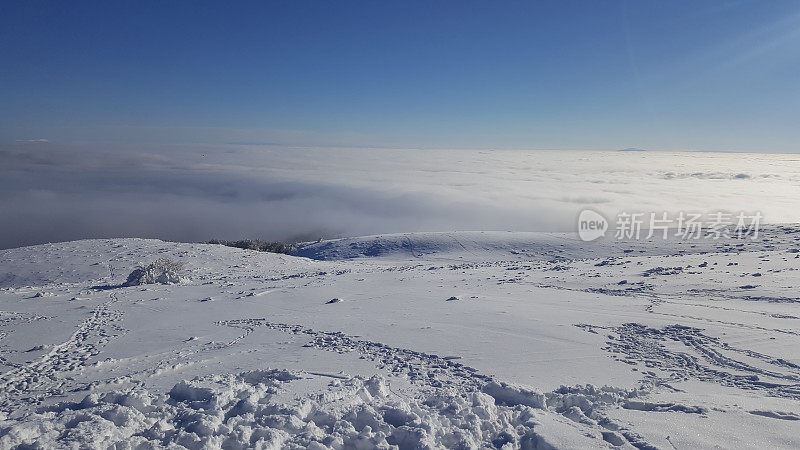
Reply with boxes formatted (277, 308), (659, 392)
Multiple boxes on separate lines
(2, 0), (799, 152)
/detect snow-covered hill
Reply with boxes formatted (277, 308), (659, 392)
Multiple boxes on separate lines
(294, 229), (795, 261)
(1, 228), (800, 448)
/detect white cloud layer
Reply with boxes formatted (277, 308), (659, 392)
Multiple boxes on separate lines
(1, 144), (799, 249)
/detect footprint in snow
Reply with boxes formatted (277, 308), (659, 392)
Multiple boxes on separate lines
(25, 345), (48, 352)
(749, 410), (800, 421)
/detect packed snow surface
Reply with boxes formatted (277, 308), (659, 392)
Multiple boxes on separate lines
(2, 227), (800, 448)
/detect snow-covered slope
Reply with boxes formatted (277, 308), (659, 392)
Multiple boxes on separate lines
(295, 229), (797, 262)
(1, 228), (800, 448)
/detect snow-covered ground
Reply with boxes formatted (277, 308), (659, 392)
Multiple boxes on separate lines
(1, 227), (800, 448)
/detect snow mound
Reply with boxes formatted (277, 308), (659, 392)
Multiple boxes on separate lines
(482, 381), (547, 409)
(0, 371), (593, 449)
(123, 258), (185, 286)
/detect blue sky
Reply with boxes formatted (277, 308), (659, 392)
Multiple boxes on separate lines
(2, 0), (799, 152)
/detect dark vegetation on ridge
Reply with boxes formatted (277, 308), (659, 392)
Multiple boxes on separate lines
(207, 239), (298, 255)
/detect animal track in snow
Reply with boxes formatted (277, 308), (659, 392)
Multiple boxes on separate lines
(0, 294), (125, 413)
(586, 322), (800, 400)
(214, 318), (714, 448)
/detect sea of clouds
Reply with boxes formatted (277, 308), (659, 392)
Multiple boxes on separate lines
(1, 143), (798, 249)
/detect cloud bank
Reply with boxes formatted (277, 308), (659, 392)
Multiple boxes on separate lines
(1, 144), (799, 249)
